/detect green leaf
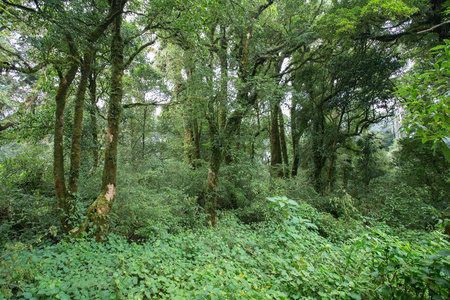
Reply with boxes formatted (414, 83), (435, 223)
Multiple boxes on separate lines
(266, 197), (276, 203)
(437, 250), (450, 257)
(441, 139), (450, 163)
(287, 199), (299, 207)
(430, 45), (447, 51)
(434, 278), (450, 289)
(405, 276), (418, 285)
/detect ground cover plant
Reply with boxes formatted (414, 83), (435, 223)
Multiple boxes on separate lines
(1, 198), (449, 300)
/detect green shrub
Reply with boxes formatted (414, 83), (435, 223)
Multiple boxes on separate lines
(0, 143), (56, 243)
(364, 178), (435, 230)
(112, 159), (207, 241)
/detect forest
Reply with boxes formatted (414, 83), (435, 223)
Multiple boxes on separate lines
(0, 0), (450, 298)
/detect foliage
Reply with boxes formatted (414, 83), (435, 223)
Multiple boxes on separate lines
(1, 197), (449, 300)
(359, 176), (437, 230)
(398, 40), (450, 162)
(394, 137), (450, 210)
(1, 0), (449, 298)
(0, 143), (56, 243)
(111, 159), (207, 241)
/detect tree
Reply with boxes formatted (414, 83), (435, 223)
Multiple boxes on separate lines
(291, 42), (403, 194)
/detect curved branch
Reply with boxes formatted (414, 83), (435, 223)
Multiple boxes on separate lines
(124, 39), (157, 69)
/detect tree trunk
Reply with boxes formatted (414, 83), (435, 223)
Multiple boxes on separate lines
(184, 114), (201, 167)
(202, 3), (269, 224)
(181, 63), (201, 168)
(67, 4), (120, 193)
(68, 48), (96, 194)
(205, 142), (222, 226)
(290, 95), (310, 177)
(312, 104), (326, 194)
(88, 69), (99, 168)
(54, 53), (79, 234)
(184, 117), (194, 165)
(324, 110), (345, 194)
(193, 119), (201, 164)
(270, 103), (283, 177)
(279, 108), (289, 177)
(251, 102), (261, 162)
(55, 4), (123, 235)
(142, 105), (147, 156)
(219, 24), (228, 130)
(220, 25), (235, 165)
(324, 151), (336, 195)
(86, 1), (125, 242)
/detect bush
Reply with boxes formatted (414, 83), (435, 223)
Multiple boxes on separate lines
(112, 159), (207, 241)
(0, 143), (56, 243)
(364, 177), (435, 230)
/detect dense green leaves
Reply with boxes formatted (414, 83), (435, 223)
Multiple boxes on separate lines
(398, 40), (450, 162)
(2, 201), (449, 299)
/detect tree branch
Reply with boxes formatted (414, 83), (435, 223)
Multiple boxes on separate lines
(124, 39), (157, 69)
(418, 20), (450, 34)
(0, 61), (47, 74)
(122, 101), (176, 109)
(0, 121), (15, 132)
(1, 0), (36, 13)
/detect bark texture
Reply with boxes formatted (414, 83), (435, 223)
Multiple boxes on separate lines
(68, 5), (122, 194)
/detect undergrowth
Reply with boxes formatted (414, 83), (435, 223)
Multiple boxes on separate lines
(1, 198), (449, 300)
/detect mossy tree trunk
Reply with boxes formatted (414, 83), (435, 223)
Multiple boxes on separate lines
(182, 65), (202, 168)
(68, 45), (97, 194)
(290, 96), (310, 177)
(312, 103), (327, 194)
(54, 34), (79, 234)
(86, 1), (125, 242)
(269, 56), (286, 178)
(205, 138), (222, 226)
(270, 103), (283, 177)
(279, 108), (289, 177)
(88, 67), (100, 168)
(203, 1), (274, 225)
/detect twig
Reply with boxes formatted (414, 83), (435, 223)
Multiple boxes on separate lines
(8, 284), (25, 293)
(238, 242), (254, 255)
